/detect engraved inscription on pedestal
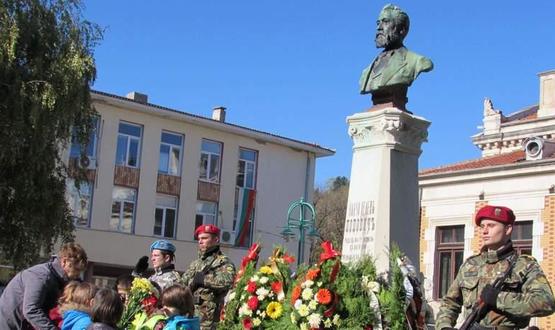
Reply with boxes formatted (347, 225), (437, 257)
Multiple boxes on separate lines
(342, 200), (375, 262)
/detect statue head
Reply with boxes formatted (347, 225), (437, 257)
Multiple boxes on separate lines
(375, 4), (410, 50)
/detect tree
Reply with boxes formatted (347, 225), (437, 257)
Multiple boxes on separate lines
(310, 176), (349, 262)
(0, 0), (101, 270)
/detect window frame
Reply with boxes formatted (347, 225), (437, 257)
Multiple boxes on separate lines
(512, 220), (533, 255)
(194, 201), (218, 238)
(110, 186), (137, 233)
(158, 131), (184, 176)
(66, 178), (94, 227)
(199, 139), (223, 183)
(153, 194), (178, 238)
(434, 225), (465, 300)
(236, 147), (258, 189)
(116, 121), (142, 168)
(69, 116), (99, 162)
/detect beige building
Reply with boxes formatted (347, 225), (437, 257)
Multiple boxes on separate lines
(419, 70), (555, 328)
(66, 90), (333, 286)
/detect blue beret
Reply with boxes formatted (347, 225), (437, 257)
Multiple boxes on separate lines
(150, 240), (176, 253)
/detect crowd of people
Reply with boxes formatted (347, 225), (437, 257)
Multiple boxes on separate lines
(0, 224), (235, 330)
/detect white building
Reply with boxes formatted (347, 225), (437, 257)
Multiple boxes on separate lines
(419, 70), (555, 328)
(66, 90), (334, 285)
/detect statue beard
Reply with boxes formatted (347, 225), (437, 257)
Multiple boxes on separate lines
(375, 31), (402, 49)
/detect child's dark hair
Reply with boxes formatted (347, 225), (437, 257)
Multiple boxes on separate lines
(114, 274), (134, 291)
(161, 285), (194, 317)
(91, 288), (124, 327)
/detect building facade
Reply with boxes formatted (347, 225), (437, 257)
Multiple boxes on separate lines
(419, 70), (555, 328)
(66, 90), (334, 286)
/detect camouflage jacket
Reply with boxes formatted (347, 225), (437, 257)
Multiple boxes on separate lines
(148, 264), (181, 292)
(436, 241), (555, 329)
(182, 246), (236, 330)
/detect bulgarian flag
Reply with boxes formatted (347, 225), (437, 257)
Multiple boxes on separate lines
(235, 188), (256, 246)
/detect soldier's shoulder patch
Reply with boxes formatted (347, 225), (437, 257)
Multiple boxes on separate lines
(465, 254), (481, 265)
(518, 254), (537, 262)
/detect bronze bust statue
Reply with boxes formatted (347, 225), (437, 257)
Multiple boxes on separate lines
(359, 4), (433, 111)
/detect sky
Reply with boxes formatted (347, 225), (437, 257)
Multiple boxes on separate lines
(83, 1), (555, 187)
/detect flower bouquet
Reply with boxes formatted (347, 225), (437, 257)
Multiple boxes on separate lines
(228, 247), (294, 329)
(118, 277), (164, 330)
(288, 241), (343, 330)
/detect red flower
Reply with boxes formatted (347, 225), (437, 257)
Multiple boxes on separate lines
(271, 281), (282, 294)
(247, 296), (259, 310)
(246, 281), (257, 294)
(282, 253), (295, 264)
(242, 317), (253, 329)
(316, 288), (332, 305)
(141, 295), (158, 315)
(291, 285), (301, 304)
(305, 268), (320, 281)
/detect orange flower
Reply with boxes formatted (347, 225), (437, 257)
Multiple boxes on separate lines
(305, 268), (320, 281)
(291, 285), (301, 304)
(316, 288), (332, 305)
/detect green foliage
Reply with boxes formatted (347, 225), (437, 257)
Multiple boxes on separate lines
(378, 244), (408, 330)
(336, 257), (378, 328)
(0, 0), (101, 270)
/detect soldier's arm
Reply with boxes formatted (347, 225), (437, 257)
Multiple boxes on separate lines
(435, 271), (464, 330)
(496, 257), (555, 317)
(203, 259), (236, 292)
(182, 261), (198, 286)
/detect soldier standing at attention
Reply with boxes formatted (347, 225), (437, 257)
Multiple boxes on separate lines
(436, 205), (555, 330)
(182, 225), (236, 330)
(137, 240), (181, 291)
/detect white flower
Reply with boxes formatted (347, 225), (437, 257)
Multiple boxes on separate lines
(238, 303), (252, 317)
(298, 304), (310, 317)
(290, 312), (297, 324)
(228, 291), (236, 301)
(256, 287), (269, 300)
(259, 311), (266, 319)
(251, 275), (260, 282)
(302, 280), (314, 288)
(324, 318), (333, 328)
(259, 276), (269, 284)
(277, 291), (285, 301)
(294, 299), (303, 310)
(316, 281), (323, 287)
(332, 314), (341, 326)
(252, 318), (261, 326)
(301, 288), (313, 300)
(308, 300), (318, 310)
(308, 313), (322, 328)
(300, 323), (308, 330)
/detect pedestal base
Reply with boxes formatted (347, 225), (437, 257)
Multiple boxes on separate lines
(341, 107), (430, 272)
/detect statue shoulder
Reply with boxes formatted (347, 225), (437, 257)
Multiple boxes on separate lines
(404, 49), (433, 72)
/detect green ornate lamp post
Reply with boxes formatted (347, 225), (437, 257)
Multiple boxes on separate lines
(280, 198), (319, 265)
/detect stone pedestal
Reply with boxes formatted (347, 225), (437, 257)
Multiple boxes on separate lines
(341, 107), (430, 272)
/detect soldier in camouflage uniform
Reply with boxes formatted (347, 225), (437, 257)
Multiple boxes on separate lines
(182, 224), (236, 330)
(148, 240), (182, 291)
(436, 205), (555, 330)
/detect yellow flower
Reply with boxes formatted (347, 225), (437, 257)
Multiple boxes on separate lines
(259, 266), (273, 275)
(266, 301), (283, 319)
(131, 278), (153, 295)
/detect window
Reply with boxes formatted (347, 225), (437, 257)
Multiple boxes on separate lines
(199, 139), (222, 183)
(236, 148), (257, 189)
(66, 179), (93, 227)
(435, 225), (465, 299)
(154, 195), (178, 238)
(195, 201), (218, 235)
(115, 122), (142, 168)
(70, 117), (99, 161)
(512, 221), (533, 255)
(110, 187), (137, 233)
(159, 132), (183, 176)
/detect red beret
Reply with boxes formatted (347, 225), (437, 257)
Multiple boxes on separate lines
(195, 224), (220, 238)
(475, 205), (515, 226)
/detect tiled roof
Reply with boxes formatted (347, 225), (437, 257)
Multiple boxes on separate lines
(503, 105), (538, 123)
(419, 150), (526, 175)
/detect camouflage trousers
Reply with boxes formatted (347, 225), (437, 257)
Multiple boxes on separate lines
(196, 299), (221, 330)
